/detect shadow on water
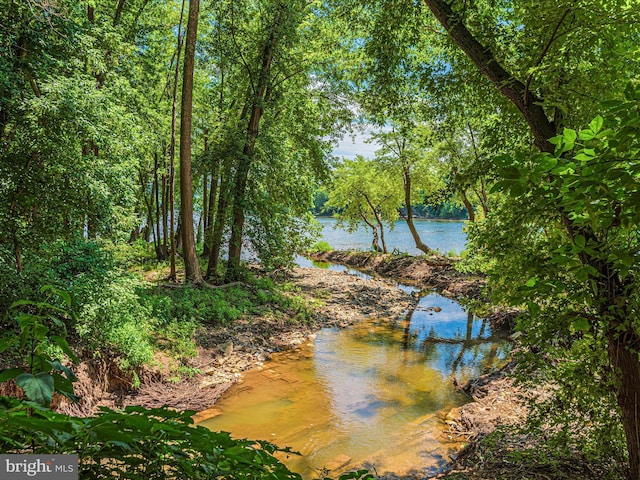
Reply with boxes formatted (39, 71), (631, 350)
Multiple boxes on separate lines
(199, 260), (509, 479)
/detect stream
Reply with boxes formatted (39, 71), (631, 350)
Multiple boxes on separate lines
(198, 261), (509, 478)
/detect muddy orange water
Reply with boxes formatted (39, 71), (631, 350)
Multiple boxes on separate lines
(197, 293), (509, 478)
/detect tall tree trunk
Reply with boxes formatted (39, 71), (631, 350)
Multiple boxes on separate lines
(202, 174), (208, 236)
(168, 0), (186, 281)
(202, 163), (219, 258)
(153, 152), (167, 259)
(225, 4), (285, 283)
(179, 0), (202, 284)
(402, 170), (431, 253)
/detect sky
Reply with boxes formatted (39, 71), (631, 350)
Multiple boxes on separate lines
(332, 130), (380, 160)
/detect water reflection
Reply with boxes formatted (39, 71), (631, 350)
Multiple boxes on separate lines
(199, 293), (508, 478)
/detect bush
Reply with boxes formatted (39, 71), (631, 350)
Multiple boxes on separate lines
(0, 398), (303, 480)
(310, 240), (333, 253)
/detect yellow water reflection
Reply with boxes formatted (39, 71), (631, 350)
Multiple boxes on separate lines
(199, 295), (508, 478)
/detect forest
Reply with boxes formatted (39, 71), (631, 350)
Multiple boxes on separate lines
(1, 0), (639, 478)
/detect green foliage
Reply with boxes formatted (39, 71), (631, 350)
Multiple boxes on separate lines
(467, 88), (640, 464)
(74, 271), (156, 370)
(0, 286), (78, 407)
(0, 398), (303, 480)
(310, 241), (333, 253)
(149, 285), (253, 327)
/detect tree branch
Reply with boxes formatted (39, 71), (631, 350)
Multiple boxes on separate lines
(422, 0), (556, 152)
(524, 8), (571, 107)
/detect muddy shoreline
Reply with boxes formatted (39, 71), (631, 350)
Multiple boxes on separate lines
(59, 262), (417, 416)
(54, 251), (522, 479)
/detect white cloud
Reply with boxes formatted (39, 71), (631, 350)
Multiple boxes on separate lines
(332, 131), (378, 159)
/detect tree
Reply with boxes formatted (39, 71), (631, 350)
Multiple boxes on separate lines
(372, 124), (443, 253)
(418, 0), (640, 475)
(327, 156), (401, 253)
(179, 0), (203, 284)
(225, 0), (299, 282)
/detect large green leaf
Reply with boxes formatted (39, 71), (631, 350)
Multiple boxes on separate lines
(15, 372), (54, 406)
(0, 368), (25, 383)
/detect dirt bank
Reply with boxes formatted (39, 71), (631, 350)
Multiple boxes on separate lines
(311, 251), (519, 331)
(58, 266), (415, 416)
(311, 251), (483, 299)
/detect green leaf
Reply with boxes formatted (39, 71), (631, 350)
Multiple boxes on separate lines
(11, 299), (37, 309)
(50, 335), (79, 362)
(537, 156), (558, 172)
(48, 359), (78, 381)
(525, 277), (537, 287)
(571, 317), (590, 333)
(574, 235), (586, 250)
(0, 336), (17, 354)
(578, 129), (595, 141)
(0, 367), (25, 383)
(490, 180), (512, 193)
(15, 372), (55, 406)
(52, 373), (79, 403)
(500, 166), (521, 180)
(589, 115), (604, 133)
(563, 128), (577, 143)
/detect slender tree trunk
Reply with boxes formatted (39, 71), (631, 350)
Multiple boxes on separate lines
(153, 152), (167, 259)
(140, 170), (155, 249)
(371, 226), (382, 252)
(378, 217), (387, 254)
(360, 212), (382, 253)
(179, 0), (203, 284)
(175, 218), (183, 252)
(460, 189), (476, 222)
(202, 174), (208, 235)
(11, 228), (23, 274)
(206, 159), (231, 280)
(168, 0), (186, 281)
(161, 143), (169, 253)
(225, 4), (285, 283)
(361, 193), (389, 253)
(202, 163), (219, 258)
(402, 170), (431, 253)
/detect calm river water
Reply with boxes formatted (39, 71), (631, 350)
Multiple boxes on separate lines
(198, 220), (506, 477)
(316, 217), (467, 256)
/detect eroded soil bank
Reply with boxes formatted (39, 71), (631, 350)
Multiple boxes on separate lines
(58, 264), (415, 416)
(310, 250), (519, 330)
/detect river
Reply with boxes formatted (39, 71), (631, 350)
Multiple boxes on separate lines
(316, 217), (467, 256)
(198, 222), (507, 478)
(199, 294), (507, 478)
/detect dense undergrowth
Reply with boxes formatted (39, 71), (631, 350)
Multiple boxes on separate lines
(1, 239), (314, 375)
(0, 239), (370, 479)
